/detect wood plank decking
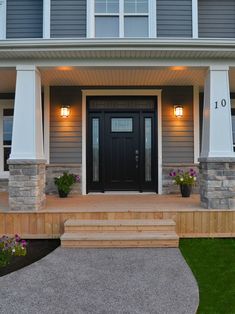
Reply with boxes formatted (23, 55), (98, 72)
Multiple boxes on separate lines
(0, 193), (235, 239)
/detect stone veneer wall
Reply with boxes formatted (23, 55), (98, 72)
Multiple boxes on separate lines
(199, 158), (235, 209)
(46, 164), (82, 195)
(162, 164), (199, 194)
(8, 161), (46, 211)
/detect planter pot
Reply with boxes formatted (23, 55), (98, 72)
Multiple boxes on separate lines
(180, 184), (192, 198)
(58, 189), (69, 198)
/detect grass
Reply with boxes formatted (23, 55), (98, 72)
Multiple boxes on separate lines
(180, 239), (235, 314)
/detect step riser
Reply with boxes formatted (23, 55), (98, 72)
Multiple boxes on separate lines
(65, 226), (175, 233)
(61, 239), (179, 248)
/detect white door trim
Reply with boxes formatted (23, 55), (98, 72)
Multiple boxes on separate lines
(81, 89), (162, 195)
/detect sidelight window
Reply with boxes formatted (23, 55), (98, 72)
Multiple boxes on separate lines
(92, 118), (100, 182)
(144, 117), (152, 182)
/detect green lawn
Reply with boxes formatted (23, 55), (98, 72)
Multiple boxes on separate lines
(180, 239), (235, 314)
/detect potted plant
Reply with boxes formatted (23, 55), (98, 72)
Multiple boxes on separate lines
(169, 168), (197, 197)
(54, 172), (80, 198)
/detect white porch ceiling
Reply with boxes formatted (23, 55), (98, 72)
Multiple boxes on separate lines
(40, 67), (207, 88)
(1, 67), (235, 93)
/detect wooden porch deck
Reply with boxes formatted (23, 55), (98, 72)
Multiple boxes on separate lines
(0, 193), (235, 239)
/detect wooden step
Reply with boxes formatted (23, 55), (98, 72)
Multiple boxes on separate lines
(60, 231), (179, 248)
(64, 219), (176, 233)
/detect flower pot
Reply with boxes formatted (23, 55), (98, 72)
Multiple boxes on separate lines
(58, 189), (69, 198)
(180, 184), (192, 198)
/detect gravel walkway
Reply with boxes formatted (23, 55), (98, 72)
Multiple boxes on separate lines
(0, 248), (199, 314)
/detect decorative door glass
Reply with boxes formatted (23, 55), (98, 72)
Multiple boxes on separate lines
(145, 117), (151, 181)
(92, 118), (99, 182)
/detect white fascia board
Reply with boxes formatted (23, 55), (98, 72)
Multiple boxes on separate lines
(0, 59), (234, 68)
(2, 38), (235, 49)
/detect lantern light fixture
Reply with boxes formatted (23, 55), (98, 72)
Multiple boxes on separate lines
(61, 106), (70, 118)
(174, 105), (183, 118)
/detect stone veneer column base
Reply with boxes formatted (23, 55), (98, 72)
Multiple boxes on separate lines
(8, 159), (46, 211)
(199, 157), (235, 209)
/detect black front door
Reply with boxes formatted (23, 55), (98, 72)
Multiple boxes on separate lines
(87, 96), (157, 193)
(104, 113), (139, 190)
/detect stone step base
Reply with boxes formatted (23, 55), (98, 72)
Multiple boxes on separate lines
(61, 231), (179, 248)
(64, 219), (176, 233)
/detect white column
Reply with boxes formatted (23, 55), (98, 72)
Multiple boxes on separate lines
(10, 65), (45, 160)
(201, 66), (234, 158)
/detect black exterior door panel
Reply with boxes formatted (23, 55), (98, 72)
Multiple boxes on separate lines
(87, 96), (157, 193)
(104, 113), (139, 190)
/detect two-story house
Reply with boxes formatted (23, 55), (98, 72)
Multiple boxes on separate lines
(0, 0), (235, 213)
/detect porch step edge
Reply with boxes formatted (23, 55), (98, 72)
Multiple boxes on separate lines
(64, 219), (176, 226)
(60, 231), (179, 241)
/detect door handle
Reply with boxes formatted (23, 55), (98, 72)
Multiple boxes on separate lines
(135, 150), (139, 168)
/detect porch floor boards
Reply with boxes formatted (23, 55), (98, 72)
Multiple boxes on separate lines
(43, 194), (202, 213)
(1, 193), (235, 238)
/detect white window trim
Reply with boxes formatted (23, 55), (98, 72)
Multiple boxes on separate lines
(0, 100), (14, 177)
(87, 0), (156, 38)
(192, 0), (198, 38)
(0, 0), (6, 40)
(81, 89), (162, 195)
(43, 0), (51, 39)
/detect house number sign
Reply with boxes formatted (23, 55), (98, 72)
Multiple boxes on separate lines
(215, 99), (227, 109)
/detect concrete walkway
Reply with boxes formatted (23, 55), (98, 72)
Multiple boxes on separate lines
(0, 248), (199, 314)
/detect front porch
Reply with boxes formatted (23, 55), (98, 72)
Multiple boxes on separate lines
(0, 192), (235, 239)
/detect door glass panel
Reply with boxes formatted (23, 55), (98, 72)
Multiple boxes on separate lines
(92, 118), (99, 182)
(3, 109), (13, 171)
(145, 118), (152, 182)
(111, 118), (133, 132)
(95, 17), (119, 37)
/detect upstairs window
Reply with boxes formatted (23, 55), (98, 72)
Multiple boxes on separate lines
(89, 0), (156, 38)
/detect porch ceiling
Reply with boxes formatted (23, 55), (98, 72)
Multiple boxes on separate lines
(40, 67), (207, 89)
(1, 67), (235, 93)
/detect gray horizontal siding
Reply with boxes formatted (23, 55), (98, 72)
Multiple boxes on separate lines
(6, 0), (43, 38)
(162, 87), (194, 164)
(51, 0), (86, 38)
(50, 87), (82, 164)
(198, 0), (235, 38)
(157, 0), (192, 37)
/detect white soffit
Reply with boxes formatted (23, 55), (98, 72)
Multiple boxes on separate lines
(40, 67), (207, 88)
(1, 67), (235, 93)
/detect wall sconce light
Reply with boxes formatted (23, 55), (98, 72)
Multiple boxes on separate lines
(61, 106), (70, 118)
(174, 105), (183, 118)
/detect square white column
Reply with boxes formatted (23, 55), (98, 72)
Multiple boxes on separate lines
(201, 66), (234, 158)
(10, 65), (45, 160)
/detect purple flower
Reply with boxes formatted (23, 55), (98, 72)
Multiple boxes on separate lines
(75, 175), (80, 183)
